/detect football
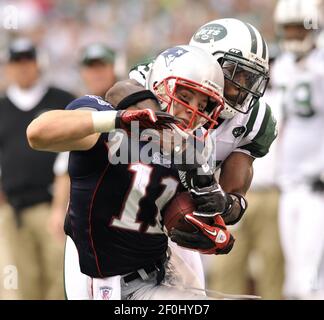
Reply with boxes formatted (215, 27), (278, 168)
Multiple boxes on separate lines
(163, 192), (197, 234)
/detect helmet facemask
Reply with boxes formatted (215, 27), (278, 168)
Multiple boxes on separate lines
(217, 52), (269, 117)
(153, 75), (224, 136)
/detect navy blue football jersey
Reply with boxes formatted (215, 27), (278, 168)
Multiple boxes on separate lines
(64, 95), (184, 277)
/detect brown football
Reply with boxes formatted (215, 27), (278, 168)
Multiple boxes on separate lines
(163, 192), (197, 234)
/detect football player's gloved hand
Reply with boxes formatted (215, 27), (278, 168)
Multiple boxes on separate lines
(115, 109), (179, 132)
(190, 182), (231, 216)
(169, 214), (235, 255)
(187, 171), (248, 225)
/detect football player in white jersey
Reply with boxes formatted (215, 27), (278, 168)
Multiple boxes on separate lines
(272, 0), (324, 299)
(130, 18), (277, 296)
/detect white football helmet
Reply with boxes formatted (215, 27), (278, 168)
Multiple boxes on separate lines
(146, 45), (224, 133)
(189, 18), (269, 119)
(274, 0), (321, 55)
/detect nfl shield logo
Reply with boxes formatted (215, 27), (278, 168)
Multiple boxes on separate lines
(100, 286), (113, 300)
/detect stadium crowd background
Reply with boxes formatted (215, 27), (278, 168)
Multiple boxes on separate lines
(0, 0), (277, 92)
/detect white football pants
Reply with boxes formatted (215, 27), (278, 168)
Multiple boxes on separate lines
(64, 236), (206, 300)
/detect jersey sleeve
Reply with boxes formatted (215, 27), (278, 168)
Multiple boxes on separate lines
(128, 59), (154, 87)
(66, 95), (115, 143)
(235, 101), (278, 158)
(65, 95), (115, 112)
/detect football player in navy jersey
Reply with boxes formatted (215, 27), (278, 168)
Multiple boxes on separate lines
(27, 45), (234, 300)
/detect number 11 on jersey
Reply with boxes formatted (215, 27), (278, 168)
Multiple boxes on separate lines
(110, 163), (178, 234)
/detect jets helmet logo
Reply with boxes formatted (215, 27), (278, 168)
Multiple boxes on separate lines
(193, 24), (227, 43)
(161, 47), (188, 67)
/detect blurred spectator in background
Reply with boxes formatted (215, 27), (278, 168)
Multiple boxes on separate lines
(316, 0), (324, 50)
(79, 43), (117, 98)
(49, 43), (118, 243)
(317, 29), (324, 48)
(0, 38), (75, 299)
(0, 0), (277, 91)
(205, 44), (284, 299)
(272, 0), (324, 299)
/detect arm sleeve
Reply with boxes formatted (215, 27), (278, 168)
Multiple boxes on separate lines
(66, 95), (115, 142)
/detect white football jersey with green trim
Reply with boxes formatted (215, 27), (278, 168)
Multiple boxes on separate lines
(209, 99), (277, 170)
(272, 48), (324, 189)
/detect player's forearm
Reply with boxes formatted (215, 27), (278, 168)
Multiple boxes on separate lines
(27, 110), (94, 150)
(27, 109), (116, 152)
(217, 152), (253, 225)
(219, 152), (254, 196)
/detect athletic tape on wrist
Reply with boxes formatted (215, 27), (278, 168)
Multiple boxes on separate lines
(91, 110), (117, 133)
